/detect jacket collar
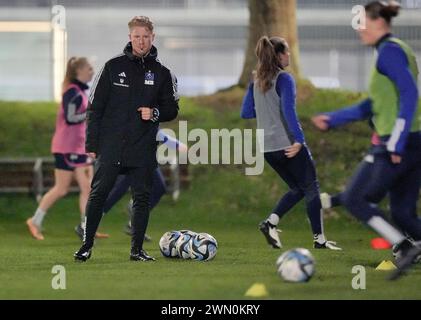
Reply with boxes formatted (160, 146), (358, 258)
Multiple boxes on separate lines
(123, 42), (158, 63)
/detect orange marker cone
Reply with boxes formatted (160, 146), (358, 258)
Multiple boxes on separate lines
(371, 237), (392, 250)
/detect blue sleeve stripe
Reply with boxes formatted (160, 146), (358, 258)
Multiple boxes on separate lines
(387, 118), (406, 153)
(276, 73), (305, 144)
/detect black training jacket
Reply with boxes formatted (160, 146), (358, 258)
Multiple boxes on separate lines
(86, 42), (179, 167)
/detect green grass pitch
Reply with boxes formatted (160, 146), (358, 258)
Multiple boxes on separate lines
(1, 166), (420, 300)
(1, 90), (421, 299)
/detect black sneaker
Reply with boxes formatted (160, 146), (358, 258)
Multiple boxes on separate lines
(389, 241), (421, 280)
(74, 245), (92, 262)
(259, 220), (282, 249)
(392, 238), (418, 262)
(388, 240), (421, 280)
(130, 248), (156, 262)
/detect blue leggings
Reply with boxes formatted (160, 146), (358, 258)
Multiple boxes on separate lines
(329, 159), (374, 208)
(264, 146), (323, 235)
(341, 144), (421, 241)
(103, 168), (167, 214)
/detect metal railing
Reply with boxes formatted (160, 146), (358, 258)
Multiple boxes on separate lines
(0, 157), (185, 202)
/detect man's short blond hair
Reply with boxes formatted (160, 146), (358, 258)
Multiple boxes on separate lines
(128, 16), (154, 32)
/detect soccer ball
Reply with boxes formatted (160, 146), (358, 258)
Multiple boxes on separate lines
(276, 248), (315, 282)
(189, 232), (218, 261)
(175, 230), (197, 259)
(199, 232), (218, 248)
(159, 231), (182, 258)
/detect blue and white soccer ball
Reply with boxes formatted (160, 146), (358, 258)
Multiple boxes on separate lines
(189, 232), (218, 261)
(276, 248), (315, 282)
(175, 230), (197, 259)
(159, 231), (182, 258)
(199, 232), (218, 248)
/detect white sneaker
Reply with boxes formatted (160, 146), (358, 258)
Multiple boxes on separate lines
(320, 192), (332, 209)
(314, 239), (342, 250)
(259, 220), (282, 248)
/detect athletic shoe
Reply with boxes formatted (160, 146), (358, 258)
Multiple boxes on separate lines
(74, 224), (110, 241)
(392, 238), (421, 263)
(320, 192), (332, 209)
(314, 240), (342, 250)
(389, 241), (421, 280)
(130, 248), (156, 261)
(259, 220), (282, 249)
(26, 218), (44, 240)
(74, 245), (92, 262)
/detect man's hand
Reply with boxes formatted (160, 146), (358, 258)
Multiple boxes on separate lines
(311, 114), (330, 131)
(137, 107), (153, 120)
(285, 143), (302, 158)
(391, 153), (402, 164)
(87, 152), (96, 160)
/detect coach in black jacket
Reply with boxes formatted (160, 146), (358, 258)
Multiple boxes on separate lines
(75, 16), (179, 262)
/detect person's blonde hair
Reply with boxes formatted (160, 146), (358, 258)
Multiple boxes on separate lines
(62, 57), (89, 92)
(128, 16), (154, 32)
(255, 36), (288, 93)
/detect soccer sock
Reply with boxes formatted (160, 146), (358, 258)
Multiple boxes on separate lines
(367, 216), (406, 245)
(267, 213), (279, 226)
(80, 214), (86, 229)
(32, 207), (46, 227)
(314, 233), (326, 244)
(320, 193), (332, 209)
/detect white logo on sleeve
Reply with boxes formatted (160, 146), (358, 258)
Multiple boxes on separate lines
(118, 72), (126, 77)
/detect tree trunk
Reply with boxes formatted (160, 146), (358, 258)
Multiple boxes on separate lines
(238, 0), (300, 87)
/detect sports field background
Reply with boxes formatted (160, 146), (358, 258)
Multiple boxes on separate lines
(1, 87), (420, 299)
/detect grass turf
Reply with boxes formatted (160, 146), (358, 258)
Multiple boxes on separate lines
(1, 166), (420, 300)
(1, 89), (421, 299)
